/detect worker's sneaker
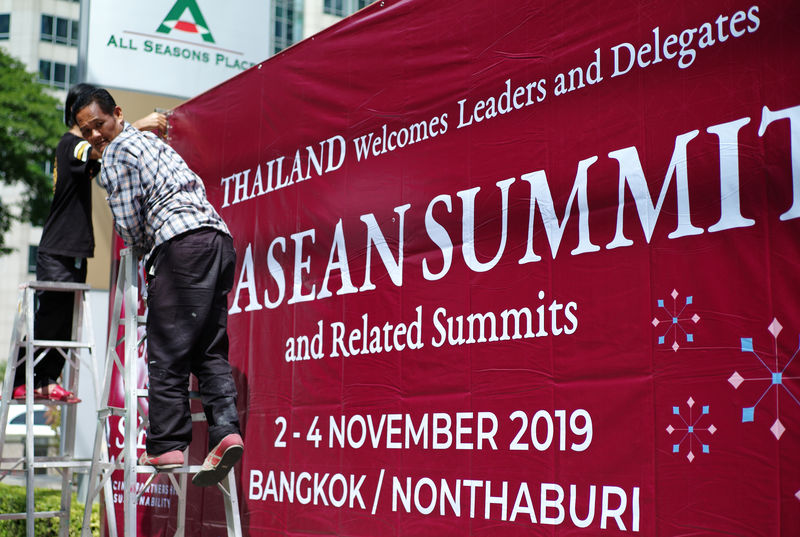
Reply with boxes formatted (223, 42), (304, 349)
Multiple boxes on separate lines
(192, 433), (243, 487)
(138, 450), (184, 470)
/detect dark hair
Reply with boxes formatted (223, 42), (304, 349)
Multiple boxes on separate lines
(64, 83), (99, 126)
(70, 87), (117, 126)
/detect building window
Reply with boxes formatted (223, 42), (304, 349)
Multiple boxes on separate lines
(0, 14), (10, 40)
(28, 246), (38, 274)
(39, 60), (77, 89)
(324, 0), (345, 17)
(41, 15), (53, 40)
(41, 14), (79, 47)
(55, 17), (68, 44)
(324, 1), (373, 17)
(273, 0), (296, 54)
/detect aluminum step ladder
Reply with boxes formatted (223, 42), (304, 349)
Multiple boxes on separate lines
(0, 280), (101, 537)
(81, 248), (242, 537)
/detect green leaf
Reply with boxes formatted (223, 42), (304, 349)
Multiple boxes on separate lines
(0, 48), (63, 254)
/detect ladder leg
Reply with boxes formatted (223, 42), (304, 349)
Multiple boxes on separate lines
(217, 471), (242, 537)
(57, 467), (72, 537)
(59, 292), (80, 537)
(102, 272), (124, 537)
(102, 455), (118, 537)
(80, 420), (118, 537)
(76, 287), (106, 537)
(80, 417), (103, 536)
(81, 290), (103, 412)
(24, 287), (36, 537)
(0, 288), (23, 462)
(82, 250), (243, 537)
(83, 254), (130, 537)
(170, 470), (187, 537)
(123, 251), (140, 537)
(2, 282), (101, 536)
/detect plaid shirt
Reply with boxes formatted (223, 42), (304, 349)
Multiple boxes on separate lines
(99, 123), (230, 262)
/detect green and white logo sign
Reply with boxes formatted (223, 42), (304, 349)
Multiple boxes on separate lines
(156, 0), (215, 43)
(85, 0), (269, 98)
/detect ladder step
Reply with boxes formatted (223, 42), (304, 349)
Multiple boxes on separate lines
(30, 339), (92, 348)
(25, 281), (91, 291)
(0, 511), (67, 521)
(0, 457), (92, 469)
(32, 460), (92, 469)
(136, 464), (208, 474)
(88, 463), (210, 475)
(0, 458), (92, 469)
(132, 390), (202, 398)
(100, 407), (127, 418)
(7, 399), (80, 406)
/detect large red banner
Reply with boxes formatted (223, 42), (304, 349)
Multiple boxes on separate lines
(164, 1), (799, 535)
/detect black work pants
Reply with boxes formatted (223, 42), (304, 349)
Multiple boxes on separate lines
(145, 228), (241, 454)
(14, 252), (86, 388)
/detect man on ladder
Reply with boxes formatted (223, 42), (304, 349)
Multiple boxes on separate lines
(11, 83), (166, 403)
(73, 85), (244, 487)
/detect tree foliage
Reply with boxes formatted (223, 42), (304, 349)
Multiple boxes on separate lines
(0, 48), (63, 255)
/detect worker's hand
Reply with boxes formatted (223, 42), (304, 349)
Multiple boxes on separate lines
(133, 112), (168, 137)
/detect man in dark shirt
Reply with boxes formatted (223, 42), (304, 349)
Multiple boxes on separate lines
(13, 84), (166, 403)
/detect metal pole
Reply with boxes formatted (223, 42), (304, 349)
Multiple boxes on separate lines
(24, 286), (36, 537)
(123, 250), (139, 537)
